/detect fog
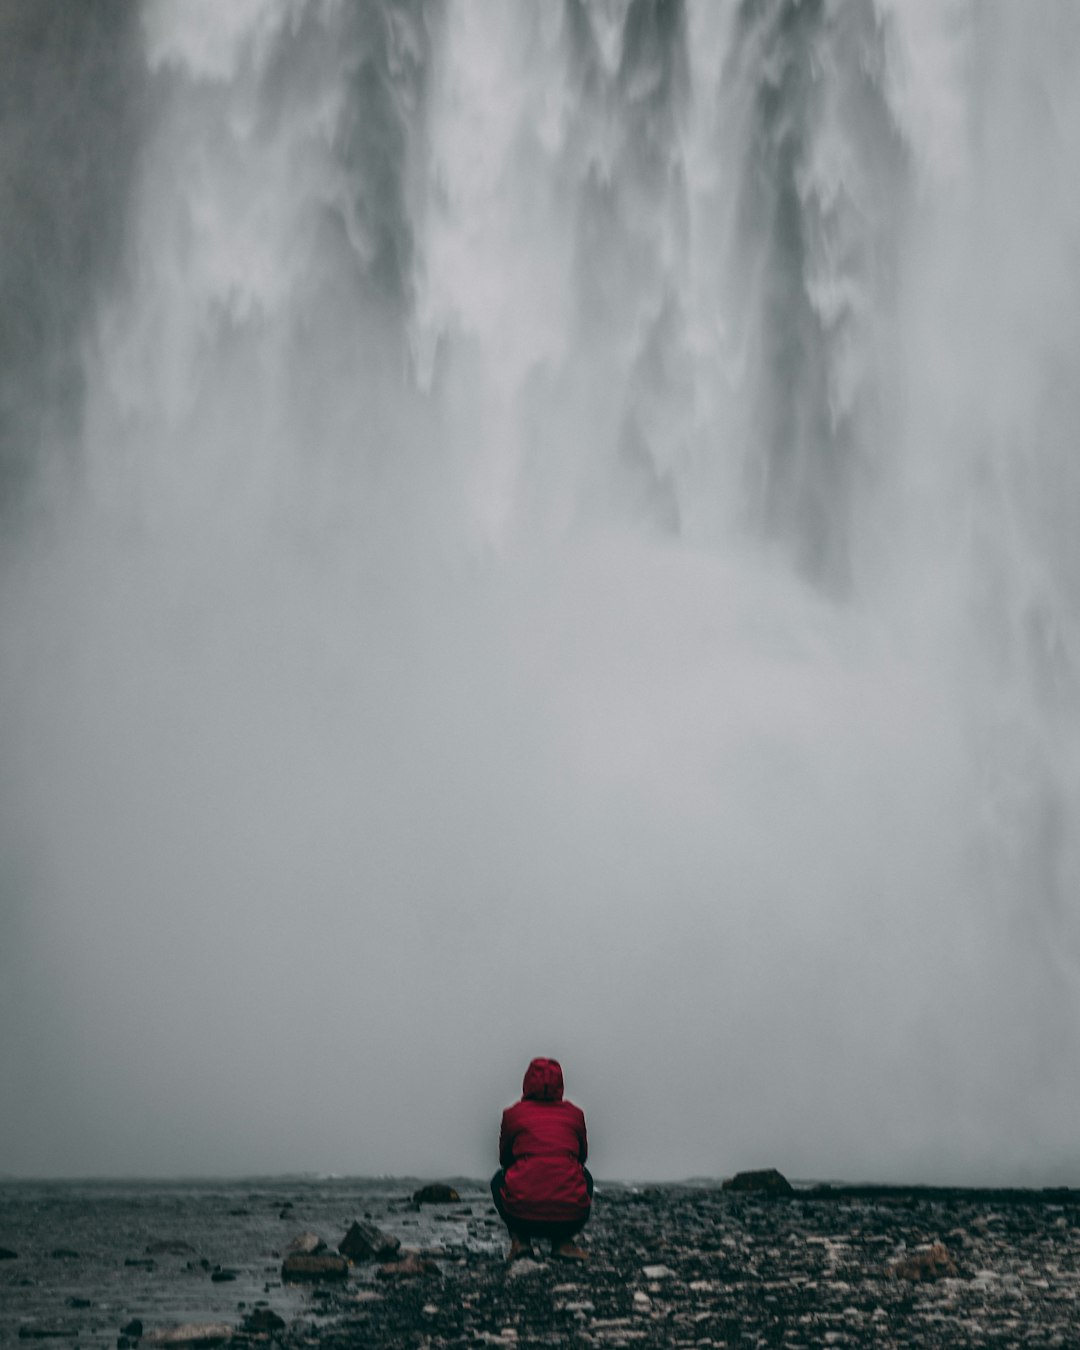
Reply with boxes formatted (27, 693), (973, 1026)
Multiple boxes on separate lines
(3, 0), (1080, 1184)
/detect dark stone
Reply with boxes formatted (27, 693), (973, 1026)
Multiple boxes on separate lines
(721, 1168), (794, 1195)
(121, 1319), (143, 1338)
(66, 1297), (92, 1308)
(280, 1252), (349, 1282)
(210, 1268), (237, 1283)
(339, 1220), (400, 1263)
(242, 1308), (285, 1334)
(146, 1241), (196, 1256)
(0, 1246), (17, 1259)
(50, 1248), (79, 1259)
(124, 1258), (156, 1269)
(118, 1338), (133, 1350)
(411, 1184), (460, 1205)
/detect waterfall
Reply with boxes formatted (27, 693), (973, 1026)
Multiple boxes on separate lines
(2, 0), (1079, 1181)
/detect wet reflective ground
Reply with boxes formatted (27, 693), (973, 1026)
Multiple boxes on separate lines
(0, 1176), (499, 1344)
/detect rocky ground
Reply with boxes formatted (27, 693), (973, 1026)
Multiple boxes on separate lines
(6, 1178), (1080, 1347)
(273, 1183), (1080, 1349)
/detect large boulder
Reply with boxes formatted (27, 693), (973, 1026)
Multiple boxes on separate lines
(339, 1220), (400, 1263)
(0, 1247), (18, 1259)
(721, 1168), (794, 1196)
(280, 1252), (348, 1283)
(284, 1231), (325, 1255)
(411, 1184), (460, 1205)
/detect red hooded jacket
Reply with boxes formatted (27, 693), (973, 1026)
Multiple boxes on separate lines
(498, 1058), (590, 1223)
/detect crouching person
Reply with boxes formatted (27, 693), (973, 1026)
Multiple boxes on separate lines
(491, 1057), (593, 1261)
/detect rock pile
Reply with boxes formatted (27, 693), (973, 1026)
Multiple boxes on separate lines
(7, 1179), (1080, 1347)
(263, 1182), (1080, 1348)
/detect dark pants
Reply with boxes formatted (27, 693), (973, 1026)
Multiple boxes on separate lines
(490, 1168), (594, 1245)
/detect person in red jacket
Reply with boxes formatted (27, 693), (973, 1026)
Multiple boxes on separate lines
(491, 1057), (593, 1261)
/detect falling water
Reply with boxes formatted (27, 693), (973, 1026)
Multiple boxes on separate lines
(2, 0), (1080, 1182)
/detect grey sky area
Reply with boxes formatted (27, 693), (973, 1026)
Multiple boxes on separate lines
(3, 1), (1080, 1183)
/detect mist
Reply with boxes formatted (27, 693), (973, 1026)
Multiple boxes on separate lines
(3, 0), (1080, 1185)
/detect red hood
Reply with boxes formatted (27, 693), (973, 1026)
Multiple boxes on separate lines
(522, 1057), (564, 1101)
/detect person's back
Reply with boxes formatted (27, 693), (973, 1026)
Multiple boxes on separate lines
(492, 1057), (592, 1260)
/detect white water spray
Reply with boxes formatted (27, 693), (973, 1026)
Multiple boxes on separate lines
(2, 0), (1079, 1182)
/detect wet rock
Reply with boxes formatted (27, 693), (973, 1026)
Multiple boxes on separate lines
(722, 1168), (794, 1195)
(0, 1247), (18, 1259)
(146, 1240), (196, 1256)
(889, 1241), (959, 1281)
(339, 1219), (400, 1263)
(241, 1308), (285, 1334)
(121, 1319), (144, 1337)
(376, 1253), (441, 1279)
(411, 1184), (460, 1205)
(143, 1325), (233, 1346)
(280, 1252), (348, 1283)
(284, 1231), (325, 1256)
